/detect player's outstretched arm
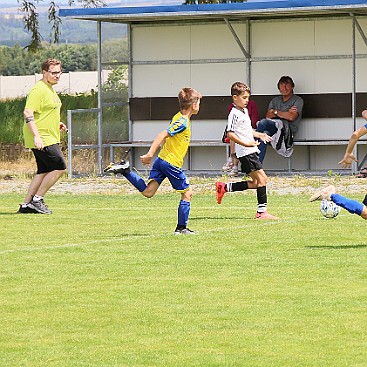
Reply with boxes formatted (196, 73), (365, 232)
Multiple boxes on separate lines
(339, 125), (367, 168)
(253, 131), (272, 143)
(338, 152), (357, 168)
(140, 130), (170, 167)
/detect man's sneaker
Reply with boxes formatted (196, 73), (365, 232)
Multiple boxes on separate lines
(222, 160), (233, 172)
(216, 182), (227, 204)
(228, 167), (238, 177)
(16, 204), (39, 214)
(255, 211), (279, 220)
(174, 228), (195, 235)
(104, 160), (130, 175)
(28, 199), (52, 214)
(309, 184), (336, 202)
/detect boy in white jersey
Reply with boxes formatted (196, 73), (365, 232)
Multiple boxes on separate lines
(216, 82), (279, 220)
(104, 87), (202, 234)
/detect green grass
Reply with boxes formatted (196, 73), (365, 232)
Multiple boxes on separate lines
(1, 191), (367, 366)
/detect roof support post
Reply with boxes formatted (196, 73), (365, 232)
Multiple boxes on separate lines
(354, 16), (367, 48)
(246, 19), (251, 88)
(351, 14), (357, 174)
(97, 21), (103, 175)
(224, 18), (250, 59)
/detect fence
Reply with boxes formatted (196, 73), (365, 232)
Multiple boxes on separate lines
(0, 70), (111, 99)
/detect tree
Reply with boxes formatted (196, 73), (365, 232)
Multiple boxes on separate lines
(19, 0), (246, 52)
(18, 0), (106, 52)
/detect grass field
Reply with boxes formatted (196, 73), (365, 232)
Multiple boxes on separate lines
(1, 185), (367, 366)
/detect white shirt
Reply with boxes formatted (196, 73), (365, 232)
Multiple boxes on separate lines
(227, 106), (259, 158)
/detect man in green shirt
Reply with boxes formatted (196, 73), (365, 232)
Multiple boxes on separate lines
(18, 58), (67, 214)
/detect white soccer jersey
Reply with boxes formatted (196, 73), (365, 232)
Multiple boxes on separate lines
(227, 106), (259, 158)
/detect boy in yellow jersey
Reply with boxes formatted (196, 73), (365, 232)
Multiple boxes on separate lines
(104, 87), (202, 234)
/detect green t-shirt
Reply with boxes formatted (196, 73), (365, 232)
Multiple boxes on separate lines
(23, 80), (62, 149)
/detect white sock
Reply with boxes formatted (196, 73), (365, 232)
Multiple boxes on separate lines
(33, 195), (43, 202)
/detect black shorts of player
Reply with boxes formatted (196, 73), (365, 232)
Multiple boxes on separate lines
(238, 153), (263, 174)
(32, 144), (67, 174)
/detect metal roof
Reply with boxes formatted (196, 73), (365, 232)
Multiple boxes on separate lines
(59, 0), (367, 23)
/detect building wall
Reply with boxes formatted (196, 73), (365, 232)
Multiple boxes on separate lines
(129, 17), (367, 171)
(0, 71), (111, 99)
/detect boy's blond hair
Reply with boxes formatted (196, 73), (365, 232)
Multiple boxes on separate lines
(178, 87), (202, 111)
(231, 82), (251, 97)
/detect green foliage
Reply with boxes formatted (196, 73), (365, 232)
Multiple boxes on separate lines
(0, 97), (26, 144)
(1, 190), (367, 366)
(0, 93), (97, 144)
(0, 39), (127, 76)
(0, 43), (97, 75)
(101, 65), (128, 101)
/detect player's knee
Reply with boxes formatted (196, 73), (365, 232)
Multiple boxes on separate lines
(142, 190), (155, 198)
(182, 189), (192, 201)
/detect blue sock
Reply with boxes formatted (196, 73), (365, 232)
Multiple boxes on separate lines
(178, 200), (190, 227)
(331, 193), (364, 216)
(124, 171), (147, 193)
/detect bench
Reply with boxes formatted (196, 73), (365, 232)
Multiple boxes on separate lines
(108, 140), (227, 170)
(289, 139), (367, 172)
(107, 139), (367, 173)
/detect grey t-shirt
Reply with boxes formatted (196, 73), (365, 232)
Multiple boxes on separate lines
(268, 94), (304, 134)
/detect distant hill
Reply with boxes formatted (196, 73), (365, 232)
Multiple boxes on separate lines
(0, 13), (127, 46)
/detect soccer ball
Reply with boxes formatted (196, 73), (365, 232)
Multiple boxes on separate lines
(320, 200), (341, 218)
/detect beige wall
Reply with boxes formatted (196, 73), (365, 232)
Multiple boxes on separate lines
(129, 16), (367, 171)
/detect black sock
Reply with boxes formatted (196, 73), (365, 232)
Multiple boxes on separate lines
(229, 181), (249, 192)
(257, 186), (267, 212)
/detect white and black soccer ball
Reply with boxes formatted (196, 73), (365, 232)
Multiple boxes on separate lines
(320, 200), (341, 218)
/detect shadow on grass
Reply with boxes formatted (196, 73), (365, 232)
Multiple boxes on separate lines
(306, 245), (367, 250)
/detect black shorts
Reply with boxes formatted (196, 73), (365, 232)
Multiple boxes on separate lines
(32, 144), (66, 174)
(238, 153), (263, 174)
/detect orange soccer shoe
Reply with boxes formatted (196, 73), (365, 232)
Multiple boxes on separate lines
(215, 182), (227, 204)
(255, 211), (279, 220)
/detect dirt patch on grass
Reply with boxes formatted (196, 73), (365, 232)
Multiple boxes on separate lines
(1, 168), (367, 197)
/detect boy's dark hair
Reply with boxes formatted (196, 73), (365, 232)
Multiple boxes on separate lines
(277, 75), (294, 89)
(231, 82), (251, 96)
(42, 58), (62, 72)
(178, 87), (202, 110)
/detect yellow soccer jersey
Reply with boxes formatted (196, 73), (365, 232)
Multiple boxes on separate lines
(23, 80), (62, 149)
(158, 111), (191, 168)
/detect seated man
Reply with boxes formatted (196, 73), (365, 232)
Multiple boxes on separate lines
(256, 76), (304, 162)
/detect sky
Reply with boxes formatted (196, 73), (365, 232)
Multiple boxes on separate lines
(2, 0), (182, 6)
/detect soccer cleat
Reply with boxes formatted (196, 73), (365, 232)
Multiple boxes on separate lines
(255, 211), (279, 220)
(215, 182), (227, 204)
(309, 184), (336, 202)
(103, 160), (130, 175)
(174, 228), (195, 235)
(28, 199), (52, 214)
(16, 204), (39, 214)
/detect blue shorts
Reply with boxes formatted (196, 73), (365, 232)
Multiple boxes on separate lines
(149, 157), (190, 193)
